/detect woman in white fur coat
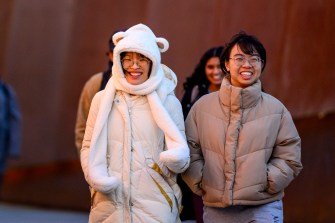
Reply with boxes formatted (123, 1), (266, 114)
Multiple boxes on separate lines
(80, 24), (190, 223)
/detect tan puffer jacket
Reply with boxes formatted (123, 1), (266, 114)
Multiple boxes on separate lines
(182, 78), (302, 208)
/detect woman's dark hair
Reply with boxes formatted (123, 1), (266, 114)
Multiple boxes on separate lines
(183, 46), (224, 92)
(220, 31), (266, 74)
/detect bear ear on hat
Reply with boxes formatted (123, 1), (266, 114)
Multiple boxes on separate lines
(156, 37), (169, 53)
(113, 31), (127, 46)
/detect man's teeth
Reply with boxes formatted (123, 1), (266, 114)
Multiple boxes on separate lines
(241, 72), (252, 76)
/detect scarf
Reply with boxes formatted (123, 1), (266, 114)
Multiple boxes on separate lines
(87, 64), (190, 193)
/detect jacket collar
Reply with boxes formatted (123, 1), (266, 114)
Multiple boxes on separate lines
(219, 77), (261, 110)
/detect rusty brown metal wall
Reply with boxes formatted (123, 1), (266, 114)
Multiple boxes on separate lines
(0, 0), (334, 221)
(284, 113), (335, 222)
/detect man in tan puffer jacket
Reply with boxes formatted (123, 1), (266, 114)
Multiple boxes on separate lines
(182, 32), (302, 223)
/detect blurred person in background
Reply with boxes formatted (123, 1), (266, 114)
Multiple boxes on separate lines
(0, 77), (21, 195)
(179, 46), (224, 223)
(181, 46), (224, 119)
(182, 32), (302, 223)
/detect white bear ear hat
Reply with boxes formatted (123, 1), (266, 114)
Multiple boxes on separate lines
(111, 24), (169, 88)
(85, 24), (189, 194)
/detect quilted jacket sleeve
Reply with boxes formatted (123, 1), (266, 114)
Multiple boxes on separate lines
(267, 108), (303, 194)
(181, 106), (205, 196)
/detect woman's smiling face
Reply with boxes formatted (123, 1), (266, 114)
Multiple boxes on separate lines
(205, 57), (224, 87)
(121, 52), (151, 85)
(225, 44), (263, 88)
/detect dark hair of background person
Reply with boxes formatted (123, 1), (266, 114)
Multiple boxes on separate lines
(220, 31), (267, 74)
(181, 46), (224, 118)
(100, 28), (127, 90)
(100, 34), (115, 91)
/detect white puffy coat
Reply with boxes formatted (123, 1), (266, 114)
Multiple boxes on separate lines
(81, 66), (186, 223)
(81, 24), (189, 223)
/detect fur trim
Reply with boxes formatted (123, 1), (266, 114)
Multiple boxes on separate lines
(86, 81), (117, 193)
(86, 24), (189, 193)
(112, 24), (169, 82)
(89, 175), (119, 194)
(147, 91), (190, 173)
(160, 148), (190, 173)
(156, 37), (169, 52)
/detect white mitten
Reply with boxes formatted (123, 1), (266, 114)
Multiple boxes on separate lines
(88, 173), (119, 194)
(160, 147), (190, 173)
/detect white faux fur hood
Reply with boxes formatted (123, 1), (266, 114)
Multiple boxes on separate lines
(84, 24), (189, 194)
(111, 23), (169, 95)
